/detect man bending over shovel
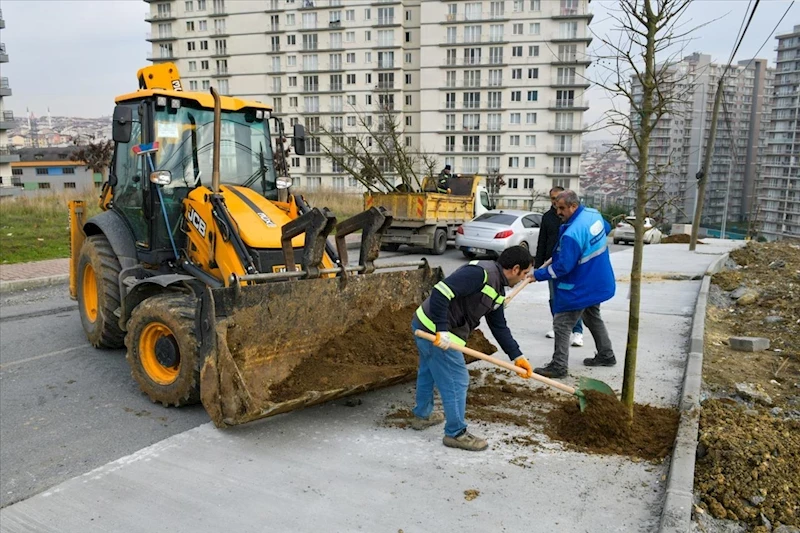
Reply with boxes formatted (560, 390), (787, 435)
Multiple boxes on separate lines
(410, 246), (534, 451)
(529, 190), (617, 379)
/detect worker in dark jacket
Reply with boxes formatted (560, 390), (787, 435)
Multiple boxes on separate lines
(529, 190), (617, 379)
(535, 186), (584, 347)
(436, 164), (452, 193)
(410, 246), (533, 451)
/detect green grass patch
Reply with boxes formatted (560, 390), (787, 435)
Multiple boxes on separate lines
(0, 190), (102, 264)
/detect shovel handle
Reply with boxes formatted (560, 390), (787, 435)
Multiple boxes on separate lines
(504, 277), (531, 306)
(413, 330), (576, 395)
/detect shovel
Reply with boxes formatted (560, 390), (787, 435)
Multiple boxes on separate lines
(504, 277), (532, 308)
(414, 330), (617, 412)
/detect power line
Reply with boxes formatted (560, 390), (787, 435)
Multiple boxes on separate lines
(723, 0), (761, 78)
(731, 1), (795, 79)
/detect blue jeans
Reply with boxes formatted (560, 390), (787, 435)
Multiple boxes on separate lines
(548, 280), (583, 334)
(411, 318), (469, 438)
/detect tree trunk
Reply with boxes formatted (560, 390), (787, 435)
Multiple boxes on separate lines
(620, 2), (658, 419)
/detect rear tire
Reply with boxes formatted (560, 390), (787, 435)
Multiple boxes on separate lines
(381, 243), (401, 252)
(519, 241), (529, 251)
(613, 239), (620, 245)
(462, 250), (477, 259)
(125, 294), (203, 407)
(430, 228), (447, 255)
(77, 234), (124, 349)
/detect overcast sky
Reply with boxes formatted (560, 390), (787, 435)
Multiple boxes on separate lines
(1, 0), (796, 138)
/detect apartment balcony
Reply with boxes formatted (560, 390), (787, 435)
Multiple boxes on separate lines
(0, 77), (11, 96)
(551, 32), (592, 44)
(301, 84), (320, 93)
(0, 43), (7, 63)
(146, 32), (176, 42)
(549, 4), (593, 20)
(376, 17), (398, 27)
(211, 28), (230, 37)
(0, 145), (20, 164)
(146, 52), (175, 62)
(265, 0), (281, 11)
(212, 68), (229, 78)
(0, 9), (5, 29)
(546, 122), (588, 133)
(550, 53), (592, 66)
(375, 82), (396, 90)
(550, 77), (591, 89)
(145, 11), (176, 22)
(144, 0), (174, 2)
(548, 98), (589, 111)
(545, 145), (582, 155)
(0, 111), (14, 131)
(211, 49), (230, 58)
(543, 167), (579, 178)
(329, 20), (342, 28)
(441, 11), (509, 23)
(211, 7), (228, 16)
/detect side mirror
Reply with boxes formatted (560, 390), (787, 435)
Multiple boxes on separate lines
(150, 170), (172, 186)
(276, 176), (293, 189)
(293, 123), (306, 156)
(112, 106), (133, 143)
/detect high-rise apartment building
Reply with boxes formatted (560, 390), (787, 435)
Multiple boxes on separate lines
(624, 53), (773, 228)
(0, 8), (19, 187)
(145, 0), (591, 209)
(761, 25), (800, 241)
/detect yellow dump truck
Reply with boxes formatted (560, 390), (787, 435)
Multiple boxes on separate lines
(364, 175), (493, 255)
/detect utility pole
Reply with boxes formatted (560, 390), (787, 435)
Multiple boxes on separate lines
(690, 77), (724, 251)
(721, 156), (734, 239)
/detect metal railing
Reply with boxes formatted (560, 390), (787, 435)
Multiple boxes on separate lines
(2, 111), (13, 121)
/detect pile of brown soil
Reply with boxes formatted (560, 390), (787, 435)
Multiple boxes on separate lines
(545, 390), (679, 460)
(695, 400), (800, 527)
(662, 234), (706, 244)
(270, 305), (498, 402)
(698, 241), (800, 529)
(385, 369), (679, 461)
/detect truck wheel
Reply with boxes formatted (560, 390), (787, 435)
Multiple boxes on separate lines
(77, 234), (125, 349)
(381, 243), (401, 252)
(125, 294), (203, 407)
(430, 228), (448, 255)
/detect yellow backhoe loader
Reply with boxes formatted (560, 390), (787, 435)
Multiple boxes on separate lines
(68, 63), (441, 427)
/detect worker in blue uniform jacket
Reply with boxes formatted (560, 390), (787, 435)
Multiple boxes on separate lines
(529, 190), (617, 378)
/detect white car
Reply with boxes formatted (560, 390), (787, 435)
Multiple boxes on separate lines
(455, 210), (542, 258)
(613, 216), (663, 245)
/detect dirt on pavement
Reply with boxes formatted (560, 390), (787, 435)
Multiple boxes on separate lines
(696, 242), (800, 530)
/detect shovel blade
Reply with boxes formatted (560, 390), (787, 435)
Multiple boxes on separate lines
(574, 376), (617, 412)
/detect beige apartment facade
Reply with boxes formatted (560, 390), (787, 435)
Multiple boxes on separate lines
(146, 0), (591, 210)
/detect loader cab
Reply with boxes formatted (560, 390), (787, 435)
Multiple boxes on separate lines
(109, 91), (279, 264)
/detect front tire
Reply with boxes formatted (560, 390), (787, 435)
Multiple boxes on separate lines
(125, 294), (203, 407)
(77, 235), (124, 348)
(430, 228), (447, 255)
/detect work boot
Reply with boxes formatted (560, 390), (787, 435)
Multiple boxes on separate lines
(545, 330), (555, 339)
(583, 354), (617, 367)
(410, 411), (445, 430)
(443, 431), (488, 451)
(570, 333), (584, 347)
(533, 362), (568, 379)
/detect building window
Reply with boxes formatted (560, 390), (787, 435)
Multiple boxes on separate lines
(553, 178), (570, 189)
(527, 90), (538, 102)
(528, 68), (538, 79)
(405, 116), (412, 126)
(511, 91), (521, 102)
(201, 60), (209, 70)
(513, 23), (523, 35)
(287, 35), (296, 45)
(508, 157), (519, 168)
(529, 22), (540, 35)
(11, 168), (23, 176)
(63, 167), (76, 174)
(526, 112), (537, 124)
(186, 21), (195, 31)
(524, 157), (535, 168)
(36, 168), (49, 175)
(38, 182), (51, 189)
(186, 1), (194, 11)
(512, 69), (522, 80)
(524, 178), (534, 188)
(188, 42), (196, 52)
(200, 40), (208, 50)
(525, 135), (536, 146)
(510, 113), (521, 124)
(510, 135), (520, 146)
(64, 182), (77, 189)
(512, 46), (522, 57)
(507, 178), (518, 189)
(529, 45), (539, 57)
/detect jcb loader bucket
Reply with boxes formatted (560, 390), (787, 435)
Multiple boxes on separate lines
(198, 206), (444, 427)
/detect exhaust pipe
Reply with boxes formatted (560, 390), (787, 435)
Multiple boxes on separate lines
(210, 87), (221, 193)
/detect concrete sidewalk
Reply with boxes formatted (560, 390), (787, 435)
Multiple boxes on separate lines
(0, 241), (742, 533)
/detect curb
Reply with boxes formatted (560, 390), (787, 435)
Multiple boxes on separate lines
(658, 253), (729, 533)
(0, 274), (70, 295)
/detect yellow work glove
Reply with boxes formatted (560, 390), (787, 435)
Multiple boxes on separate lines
(513, 356), (533, 378)
(433, 331), (452, 350)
